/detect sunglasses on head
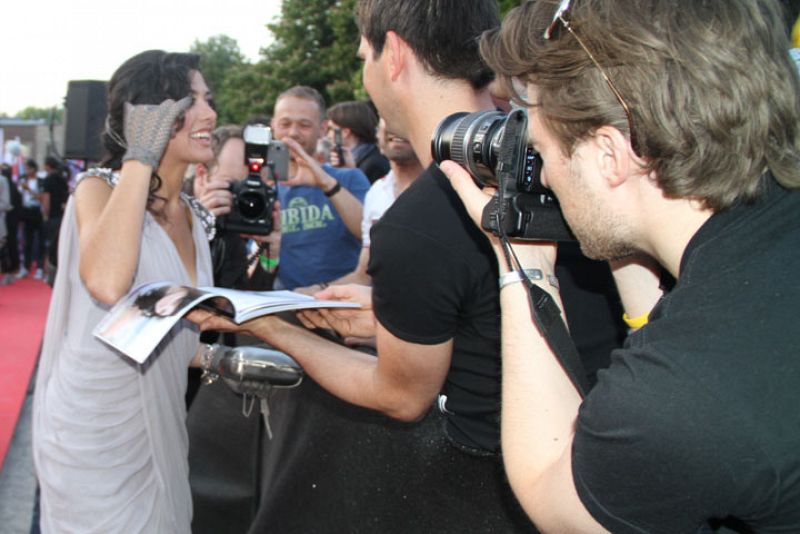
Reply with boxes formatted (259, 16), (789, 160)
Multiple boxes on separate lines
(544, 0), (642, 156)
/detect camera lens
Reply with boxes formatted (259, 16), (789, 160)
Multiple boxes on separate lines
(238, 191), (266, 220)
(431, 110), (506, 187)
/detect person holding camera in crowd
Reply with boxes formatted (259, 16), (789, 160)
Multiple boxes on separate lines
(438, 0), (800, 532)
(32, 49), (218, 533)
(327, 100), (390, 183)
(270, 86), (370, 290)
(192, 124), (281, 290)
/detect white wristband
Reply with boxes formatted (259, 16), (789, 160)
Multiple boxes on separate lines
(499, 268), (559, 290)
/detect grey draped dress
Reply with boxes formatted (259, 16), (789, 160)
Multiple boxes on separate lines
(33, 169), (213, 533)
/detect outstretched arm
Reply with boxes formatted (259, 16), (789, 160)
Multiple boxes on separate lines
(188, 307), (451, 422)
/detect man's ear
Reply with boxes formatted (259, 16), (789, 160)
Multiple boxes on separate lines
(593, 125), (636, 189)
(385, 30), (408, 81)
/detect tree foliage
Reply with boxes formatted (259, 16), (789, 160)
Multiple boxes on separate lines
(145, 0), (512, 124)
(498, 0), (520, 18)
(262, 0), (361, 114)
(14, 106), (64, 122)
(190, 35), (247, 124)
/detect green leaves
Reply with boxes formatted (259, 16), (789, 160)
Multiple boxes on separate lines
(190, 0), (512, 123)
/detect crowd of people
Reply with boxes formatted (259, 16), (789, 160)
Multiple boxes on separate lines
(21, 0), (800, 532)
(0, 157), (70, 285)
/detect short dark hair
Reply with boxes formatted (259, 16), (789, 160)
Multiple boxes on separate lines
(328, 101), (379, 144)
(482, 0), (800, 211)
(357, 0), (499, 90)
(274, 86), (327, 121)
(26, 158), (38, 170)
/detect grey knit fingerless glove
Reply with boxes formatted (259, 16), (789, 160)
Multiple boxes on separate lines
(121, 96), (192, 168)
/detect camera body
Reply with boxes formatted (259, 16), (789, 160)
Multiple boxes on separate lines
(432, 109), (573, 242)
(218, 124), (289, 235)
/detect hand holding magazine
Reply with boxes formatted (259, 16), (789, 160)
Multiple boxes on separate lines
(93, 281), (360, 364)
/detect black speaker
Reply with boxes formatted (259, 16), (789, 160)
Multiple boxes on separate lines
(64, 80), (107, 161)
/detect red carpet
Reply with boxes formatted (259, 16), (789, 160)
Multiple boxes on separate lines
(0, 278), (51, 469)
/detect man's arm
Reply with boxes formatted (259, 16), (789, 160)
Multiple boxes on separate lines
(498, 278), (607, 533)
(609, 255), (664, 323)
(331, 246), (372, 286)
(190, 309), (452, 422)
(282, 137), (364, 239)
(40, 188), (51, 220)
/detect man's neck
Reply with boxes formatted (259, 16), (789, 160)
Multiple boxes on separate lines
(637, 188), (714, 278)
(391, 161), (424, 194)
(405, 82), (495, 168)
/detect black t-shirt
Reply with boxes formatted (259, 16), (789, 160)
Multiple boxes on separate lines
(572, 177), (800, 533)
(368, 164), (502, 452)
(42, 171), (69, 219)
(369, 164), (626, 453)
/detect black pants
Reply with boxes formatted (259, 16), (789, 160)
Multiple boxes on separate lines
(20, 207), (44, 270)
(3, 212), (20, 273)
(44, 216), (62, 267)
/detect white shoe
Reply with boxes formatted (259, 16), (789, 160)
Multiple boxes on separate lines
(15, 267), (28, 279)
(33, 268), (43, 280)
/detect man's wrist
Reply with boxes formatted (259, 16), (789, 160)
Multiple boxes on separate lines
(323, 181), (342, 197)
(499, 268), (559, 290)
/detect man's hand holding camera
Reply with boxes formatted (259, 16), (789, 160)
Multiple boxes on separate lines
(439, 160), (557, 275)
(194, 177), (234, 217)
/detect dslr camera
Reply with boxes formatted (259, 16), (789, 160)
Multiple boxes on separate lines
(432, 109), (572, 242)
(218, 124), (289, 235)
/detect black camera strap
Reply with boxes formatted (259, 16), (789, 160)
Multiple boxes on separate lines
(497, 220), (590, 398)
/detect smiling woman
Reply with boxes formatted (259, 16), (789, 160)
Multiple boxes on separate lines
(31, 50), (217, 533)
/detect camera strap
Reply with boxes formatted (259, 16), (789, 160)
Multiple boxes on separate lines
(498, 232), (589, 398)
(523, 280), (590, 397)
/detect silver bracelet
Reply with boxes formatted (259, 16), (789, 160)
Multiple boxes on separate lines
(499, 268), (559, 290)
(200, 343), (222, 385)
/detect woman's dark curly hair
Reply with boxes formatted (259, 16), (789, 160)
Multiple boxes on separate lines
(101, 50), (200, 210)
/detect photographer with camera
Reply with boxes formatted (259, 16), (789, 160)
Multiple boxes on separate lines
(271, 86), (370, 290)
(193, 124), (281, 290)
(438, 0), (800, 532)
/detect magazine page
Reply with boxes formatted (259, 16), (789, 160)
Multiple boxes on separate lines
(195, 286), (360, 322)
(94, 282), (362, 364)
(93, 281), (219, 364)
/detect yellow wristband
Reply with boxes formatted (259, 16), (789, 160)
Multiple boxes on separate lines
(622, 312), (649, 330)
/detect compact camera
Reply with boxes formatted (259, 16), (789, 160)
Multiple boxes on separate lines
(432, 109), (573, 242)
(218, 124), (289, 235)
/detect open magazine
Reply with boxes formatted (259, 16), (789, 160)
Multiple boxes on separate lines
(93, 281), (360, 364)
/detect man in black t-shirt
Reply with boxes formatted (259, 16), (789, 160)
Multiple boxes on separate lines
(41, 157), (70, 278)
(441, 0), (800, 532)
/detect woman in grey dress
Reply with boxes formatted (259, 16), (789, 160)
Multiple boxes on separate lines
(32, 50), (217, 533)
